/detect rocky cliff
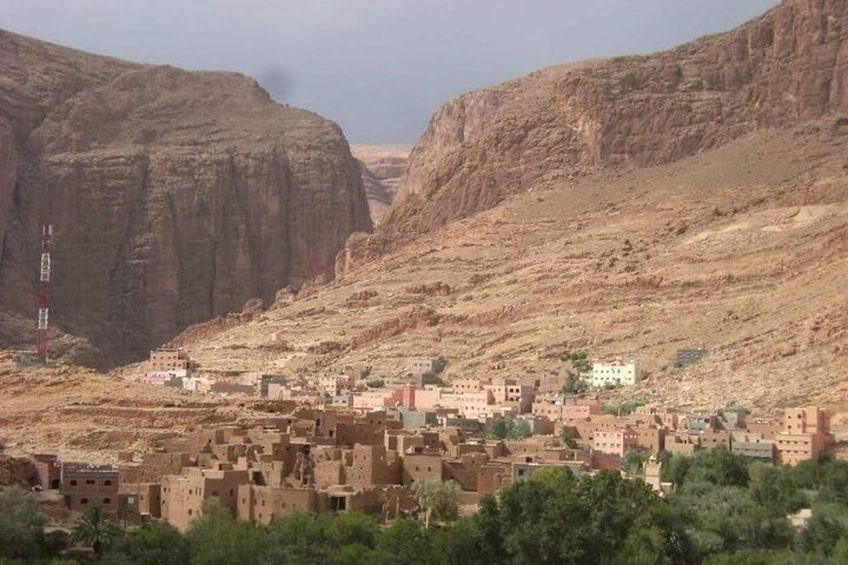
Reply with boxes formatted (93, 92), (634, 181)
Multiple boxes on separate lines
(0, 29), (371, 365)
(351, 145), (408, 225)
(383, 0), (848, 236)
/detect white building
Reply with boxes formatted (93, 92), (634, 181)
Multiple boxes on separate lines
(591, 359), (638, 388)
(407, 358), (434, 377)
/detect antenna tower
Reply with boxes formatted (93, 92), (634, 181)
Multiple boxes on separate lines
(37, 225), (52, 362)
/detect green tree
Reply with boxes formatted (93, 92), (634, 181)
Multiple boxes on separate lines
(101, 521), (190, 565)
(509, 419), (532, 440)
(185, 505), (269, 565)
(562, 376), (588, 395)
(375, 518), (434, 565)
(623, 449), (650, 475)
(560, 426), (580, 449)
(0, 486), (48, 561)
(818, 461), (848, 506)
(795, 501), (848, 559)
(412, 479), (461, 528)
(684, 447), (750, 488)
(748, 462), (806, 515)
(488, 419), (509, 440)
(266, 512), (380, 564)
(72, 506), (122, 556)
(431, 517), (485, 565)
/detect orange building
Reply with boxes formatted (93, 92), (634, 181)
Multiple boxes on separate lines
(775, 407), (833, 466)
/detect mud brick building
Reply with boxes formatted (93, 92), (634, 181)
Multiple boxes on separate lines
(60, 463), (120, 517)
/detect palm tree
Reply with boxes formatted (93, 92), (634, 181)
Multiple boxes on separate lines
(72, 507), (121, 556)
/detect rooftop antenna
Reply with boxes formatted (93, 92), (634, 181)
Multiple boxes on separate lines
(37, 224), (52, 363)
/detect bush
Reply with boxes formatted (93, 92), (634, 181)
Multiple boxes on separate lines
(0, 487), (48, 561)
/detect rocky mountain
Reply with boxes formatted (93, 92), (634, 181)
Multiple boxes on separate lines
(168, 122), (848, 414)
(351, 145), (408, 225)
(167, 0), (848, 416)
(381, 0), (847, 238)
(0, 29), (371, 366)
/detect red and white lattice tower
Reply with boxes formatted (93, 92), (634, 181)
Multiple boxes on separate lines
(37, 224), (52, 362)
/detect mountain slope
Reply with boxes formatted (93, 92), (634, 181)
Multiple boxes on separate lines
(171, 121), (848, 413)
(0, 29), (371, 365)
(381, 0), (847, 238)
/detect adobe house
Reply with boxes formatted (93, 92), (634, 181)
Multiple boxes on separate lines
(775, 407), (834, 465)
(477, 460), (512, 496)
(237, 484), (318, 525)
(148, 348), (189, 373)
(60, 463), (120, 518)
(118, 483), (161, 525)
(346, 444), (402, 487)
(402, 452), (443, 485)
(32, 453), (61, 489)
(730, 433), (775, 463)
(160, 466), (250, 531)
(119, 452), (192, 485)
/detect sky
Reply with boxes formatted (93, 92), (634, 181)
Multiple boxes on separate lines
(0, 1), (779, 145)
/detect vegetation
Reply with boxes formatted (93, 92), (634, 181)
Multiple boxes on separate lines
(421, 374), (446, 386)
(0, 487), (49, 561)
(561, 375), (589, 395)
(412, 479), (461, 528)
(72, 508), (122, 556)
(559, 350), (591, 373)
(487, 417), (532, 440)
(6, 453), (848, 563)
(601, 399), (645, 416)
(560, 426), (580, 449)
(365, 378), (385, 389)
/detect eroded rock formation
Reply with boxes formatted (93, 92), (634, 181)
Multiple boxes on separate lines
(0, 30), (371, 365)
(384, 0), (848, 236)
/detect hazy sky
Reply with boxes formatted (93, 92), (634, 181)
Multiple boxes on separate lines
(1, 1), (779, 144)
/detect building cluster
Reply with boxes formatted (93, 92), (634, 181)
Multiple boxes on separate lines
(26, 397), (833, 532)
(33, 407), (593, 531)
(140, 351), (644, 411)
(63, 350), (826, 528)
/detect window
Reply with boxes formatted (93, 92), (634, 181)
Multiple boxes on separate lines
(104, 480), (112, 486)
(86, 479), (96, 485)
(70, 480), (78, 486)
(103, 497), (111, 504)
(80, 498), (89, 505)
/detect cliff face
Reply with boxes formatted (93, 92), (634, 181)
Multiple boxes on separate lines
(0, 30), (371, 365)
(351, 145), (409, 225)
(385, 0), (848, 235)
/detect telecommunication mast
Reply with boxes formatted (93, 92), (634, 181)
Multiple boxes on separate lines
(37, 224), (52, 362)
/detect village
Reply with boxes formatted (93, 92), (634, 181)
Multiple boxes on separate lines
(17, 347), (835, 532)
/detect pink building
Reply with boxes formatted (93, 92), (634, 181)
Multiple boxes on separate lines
(414, 388), (444, 410)
(593, 429), (640, 457)
(401, 384), (416, 409)
(561, 401), (602, 420)
(319, 375), (353, 397)
(439, 391), (494, 421)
